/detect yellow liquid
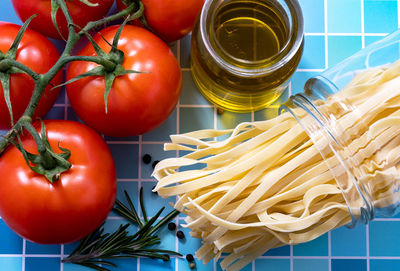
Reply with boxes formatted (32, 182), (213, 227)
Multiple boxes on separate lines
(191, 0), (303, 112)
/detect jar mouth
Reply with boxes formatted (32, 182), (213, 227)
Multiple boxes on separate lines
(199, 0), (304, 76)
(280, 76), (375, 227)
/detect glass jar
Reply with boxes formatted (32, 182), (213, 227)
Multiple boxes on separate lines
(190, 0), (304, 112)
(282, 29), (400, 227)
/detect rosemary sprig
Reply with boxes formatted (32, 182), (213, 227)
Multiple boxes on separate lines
(62, 188), (181, 271)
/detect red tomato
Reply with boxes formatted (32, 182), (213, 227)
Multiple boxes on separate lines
(66, 25), (182, 137)
(0, 22), (62, 130)
(11, 0), (114, 39)
(116, 0), (205, 42)
(0, 120), (116, 244)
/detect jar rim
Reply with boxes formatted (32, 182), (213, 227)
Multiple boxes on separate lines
(199, 0), (304, 76)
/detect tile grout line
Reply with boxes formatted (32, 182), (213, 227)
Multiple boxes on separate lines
(304, 32), (388, 36)
(366, 224), (370, 271)
(290, 245), (294, 271)
(324, 0), (329, 70)
(361, 0), (365, 49)
(328, 232), (332, 271)
(398, 0), (400, 28)
(22, 239), (26, 271)
(60, 244), (64, 271)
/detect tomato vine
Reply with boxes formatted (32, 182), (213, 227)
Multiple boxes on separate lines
(0, 0), (143, 179)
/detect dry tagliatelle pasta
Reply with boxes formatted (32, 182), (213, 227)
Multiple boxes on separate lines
(153, 60), (400, 271)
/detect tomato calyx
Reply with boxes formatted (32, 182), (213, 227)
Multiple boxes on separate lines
(8, 120), (71, 183)
(57, 18), (143, 114)
(0, 15), (40, 127)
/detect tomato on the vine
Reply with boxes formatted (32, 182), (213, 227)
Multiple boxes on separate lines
(66, 25), (182, 137)
(116, 0), (205, 42)
(11, 0), (114, 40)
(0, 22), (62, 130)
(0, 120), (117, 244)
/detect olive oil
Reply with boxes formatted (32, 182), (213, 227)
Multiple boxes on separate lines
(191, 0), (304, 112)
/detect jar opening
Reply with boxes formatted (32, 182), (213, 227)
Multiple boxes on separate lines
(200, 0), (304, 75)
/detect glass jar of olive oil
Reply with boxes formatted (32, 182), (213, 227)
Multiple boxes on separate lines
(191, 0), (304, 112)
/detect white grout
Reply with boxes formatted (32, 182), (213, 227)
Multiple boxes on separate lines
(304, 32), (388, 36)
(361, 0), (365, 49)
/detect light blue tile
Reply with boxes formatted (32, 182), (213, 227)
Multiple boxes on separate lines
(370, 221), (400, 256)
(180, 71), (211, 105)
(263, 245), (290, 256)
(142, 108), (177, 142)
(293, 233), (328, 256)
(291, 71), (321, 95)
(294, 259), (329, 271)
(140, 181), (176, 217)
(25, 257), (60, 271)
(178, 257), (213, 271)
(328, 36), (362, 67)
(217, 258), (252, 271)
(364, 0), (398, 33)
(331, 259), (366, 271)
(365, 36), (385, 47)
(1, 1), (22, 24)
(177, 220), (202, 255)
(299, 0), (324, 33)
(327, 0), (361, 33)
(140, 257), (175, 271)
(179, 107), (215, 134)
(0, 220), (23, 254)
(331, 224), (366, 256)
(141, 143), (173, 178)
(151, 223), (176, 252)
(0, 258), (23, 270)
(255, 259), (290, 271)
(180, 34), (192, 68)
(108, 143), (139, 179)
(26, 241), (61, 255)
(370, 260), (400, 271)
(299, 35), (325, 69)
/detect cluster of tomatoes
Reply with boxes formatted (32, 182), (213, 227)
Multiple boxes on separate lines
(0, 0), (204, 245)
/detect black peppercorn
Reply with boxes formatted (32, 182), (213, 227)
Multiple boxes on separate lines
(162, 254), (170, 261)
(168, 222), (176, 231)
(152, 160), (160, 169)
(186, 254), (194, 262)
(176, 230), (185, 239)
(142, 154), (152, 164)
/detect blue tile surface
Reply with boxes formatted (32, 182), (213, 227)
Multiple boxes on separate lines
(364, 0), (398, 33)
(331, 259), (367, 271)
(327, 0), (361, 33)
(300, 0), (325, 33)
(293, 233), (329, 256)
(331, 225), (366, 256)
(293, 259), (329, 271)
(0, 0), (399, 270)
(299, 35), (326, 69)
